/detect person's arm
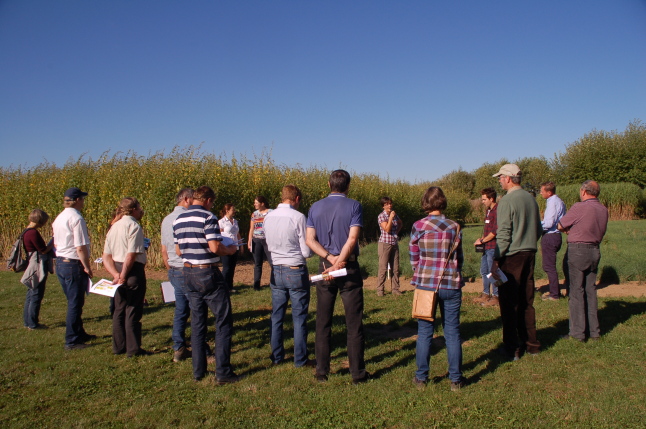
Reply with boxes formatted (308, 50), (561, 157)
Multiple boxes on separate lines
(380, 212), (395, 234)
(175, 244), (182, 259)
(247, 218), (254, 252)
(102, 253), (119, 283)
(476, 232), (496, 245)
(208, 239), (237, 256)
(76, 244), (93, 278)
(542, 197), (557, 230)
(306, 227), (339, 267)
(161, 244), (171, 270)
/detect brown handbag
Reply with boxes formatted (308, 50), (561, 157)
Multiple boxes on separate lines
(411, 224), (461, 322)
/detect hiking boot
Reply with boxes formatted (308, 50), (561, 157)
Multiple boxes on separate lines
(473, 293), (490, 303)
(450, 377), (467, 391)
(481, 296), (499, 307)
(173, 346), (190, 362)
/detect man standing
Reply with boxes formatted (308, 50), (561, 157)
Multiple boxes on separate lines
(306, 170), (369, 384)
(376, 196), (403, 297)
(473, 188), (499, 307)
(264, 185), (314, 368)
(539, 181), (566, 301)
(491, 165), (543, 360)
(52, 187), (95, 350)
(173, 186), (240, 383)
(558, 180), (608, 342)
(161, 188), (193, 362)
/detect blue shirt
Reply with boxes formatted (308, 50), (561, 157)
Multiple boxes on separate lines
(542, 194), (566, 234)
(306, 193), (363, 256)
(173, 204), (222, 265)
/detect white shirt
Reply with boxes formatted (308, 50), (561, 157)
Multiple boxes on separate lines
(218, 216), (239, 241)
(264, 203), (311, 266)
(104, 215), (147, 264)
(52, 207), (91, 259)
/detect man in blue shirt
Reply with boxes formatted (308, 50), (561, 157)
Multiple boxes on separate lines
(306, 170), (369, 384)
(539, 182), (566, 301)
(173, 186), (239, 384)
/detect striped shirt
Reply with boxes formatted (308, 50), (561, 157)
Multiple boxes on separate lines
(173, 205), (222, 265)
(409, 214), (463, 291)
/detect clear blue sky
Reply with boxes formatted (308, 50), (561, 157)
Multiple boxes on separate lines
(1, 1), (645, 183)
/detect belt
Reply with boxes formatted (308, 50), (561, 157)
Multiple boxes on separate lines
(57, 258), (80, 263)
(568, 242), (599, 249)
(183, 262), (218, 268)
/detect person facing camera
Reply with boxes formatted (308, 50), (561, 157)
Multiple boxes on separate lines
(376, 196), (403, 297)
(102, 197), (150, 358)
(410, 187), (466, 391)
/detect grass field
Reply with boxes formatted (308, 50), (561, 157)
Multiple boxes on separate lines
(1, 262), (645, 428)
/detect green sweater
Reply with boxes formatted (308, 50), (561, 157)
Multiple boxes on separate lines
(494, 186), (542, 259)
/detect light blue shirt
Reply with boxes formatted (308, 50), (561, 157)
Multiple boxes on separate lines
(542, 194), (566, 234)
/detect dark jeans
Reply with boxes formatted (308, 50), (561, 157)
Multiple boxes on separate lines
(220, 252), (238, 290)
(24, 275), (48, 329)
(541, 233), (562, 299)
(315, 259), (366, 380)
(184, 266), (235, 380)
(498, 251), (540, 354)
(112, 262), (146, 356)
(168, 267), (190, 351)
(567, 243), (601, 340)
(270, 265), (311, 367)
(252, 238), (271, 288)
(55, 259), (88, 346)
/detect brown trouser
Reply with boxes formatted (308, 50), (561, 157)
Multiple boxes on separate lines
(498, 251), (540, 354)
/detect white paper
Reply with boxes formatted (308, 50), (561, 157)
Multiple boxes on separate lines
(310, 268), (348, 282)
(160, 281), (175, 303)
(487, 269), (508, 284)
(89, 278), (121, 297)
(221, 237), (245, 247)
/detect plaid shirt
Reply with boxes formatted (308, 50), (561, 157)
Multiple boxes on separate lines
(482, 204), (497, 251)
(377, 210), (400, 245)
(409, 214), (463, 290)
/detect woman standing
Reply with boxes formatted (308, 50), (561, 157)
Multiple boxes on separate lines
(248, 195), (272, 291)
(22, 209), (54, 330)
(410, 187), (466, 391)
(377, 196), (403, 296)
(102, 197), (150, 357)
(219, 203), (243, 292)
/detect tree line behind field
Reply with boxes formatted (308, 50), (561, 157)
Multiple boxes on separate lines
(1, 121), (644, 268)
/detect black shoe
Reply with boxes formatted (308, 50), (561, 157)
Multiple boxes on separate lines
(496, 346), (520, 361)
(253, 286), (261, 291)
(216, 374), (242, 385)
(127, 349), (153, 358)
(315, 373), (328, 383)
(303, 359), (317, 368)
(79, 333), (97, 342)
(64, 343), (88, 351)
(352, 372), (371, 385)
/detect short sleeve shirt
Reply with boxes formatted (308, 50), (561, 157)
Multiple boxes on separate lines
(52, 207), (91, 259)
(378, 210), (400, 245)
(306, 193), (363, 256)
(173, 205), (222, 265)
(103, 215), (147, 264)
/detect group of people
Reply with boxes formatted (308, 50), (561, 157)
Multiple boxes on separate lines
(18, 165), (609, 389)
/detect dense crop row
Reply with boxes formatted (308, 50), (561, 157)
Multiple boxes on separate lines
(1, 148), (641, 268)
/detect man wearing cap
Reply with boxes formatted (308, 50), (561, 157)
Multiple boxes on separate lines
(173, 185), (240, 384)
(52, 187), (95, 350)
(306, 170), (369, 384)
(539, 181), (566, 301)
(557, 180), (608, 342)
(264, 184), (314, 368)
(490, 165), (542, 360)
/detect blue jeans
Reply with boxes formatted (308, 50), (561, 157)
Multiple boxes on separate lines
(184, 266), (234, 380)
(168, 267), (190, 351)
(55, 259), (88, 346)
(270, 265), (311, 367)
(480, 249), (497, 296)
(24, 275), (48, 328)
(415, 288), (463, 383)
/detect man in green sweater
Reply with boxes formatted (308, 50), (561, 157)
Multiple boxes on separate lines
(491, 164), (543, 360)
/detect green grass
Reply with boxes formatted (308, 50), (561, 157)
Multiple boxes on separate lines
(1, 268), (645, 428)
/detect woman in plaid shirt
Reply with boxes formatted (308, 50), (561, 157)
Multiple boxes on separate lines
(410, 187), (466, 391)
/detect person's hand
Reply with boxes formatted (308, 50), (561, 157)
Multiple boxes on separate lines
(474, 238), (482, 245)
(389, 210), (396, 220)
(226, 244), (237, 255)
(112, 275), (121, 285)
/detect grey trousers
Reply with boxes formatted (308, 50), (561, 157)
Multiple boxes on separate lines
(377, 242), (400, 293)
(567, 243), (601, 340)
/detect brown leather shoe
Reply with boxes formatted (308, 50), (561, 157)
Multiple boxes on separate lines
(473, 293), (490, 303)
(481, 296), (499, 307)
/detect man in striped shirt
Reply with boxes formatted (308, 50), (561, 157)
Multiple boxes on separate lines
(173, 186), (239, 384)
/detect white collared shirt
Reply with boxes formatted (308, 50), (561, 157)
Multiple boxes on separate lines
(264, 203), (311, 266)
(52, 207), (91, 259)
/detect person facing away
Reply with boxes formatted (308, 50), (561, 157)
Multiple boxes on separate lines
(161, 188), (194, 362)
(52, 187), (96, 351)
(490, 164), (543, 361)
(376, 196), (403, 296)
(557, 180), (608, 343)
(306, 169), (369, 384)
(539, 181), (567, 301)
(264, 184), (315, 368)
(102, 197), (150, 357)
(473, 187), (499, 307)
(173, 185), (240, 384)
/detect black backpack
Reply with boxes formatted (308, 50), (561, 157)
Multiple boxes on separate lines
(7, 229), (29, 273)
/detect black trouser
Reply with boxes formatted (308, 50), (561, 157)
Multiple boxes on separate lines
(112, 261), (146, 356)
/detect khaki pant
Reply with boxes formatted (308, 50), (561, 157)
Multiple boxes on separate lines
(377, 242), (400, 293)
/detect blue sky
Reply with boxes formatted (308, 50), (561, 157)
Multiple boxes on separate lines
(1, 1), (644, 183)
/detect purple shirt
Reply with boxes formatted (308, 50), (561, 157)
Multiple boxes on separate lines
(306, 193), (362, 256)
(483, 204), (497, 251)
(559, 198), (608, 244)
